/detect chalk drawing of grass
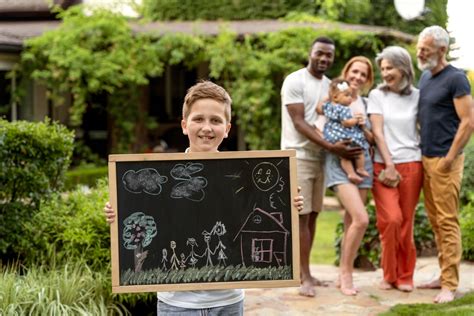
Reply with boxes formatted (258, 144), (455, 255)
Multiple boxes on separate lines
(120, 265), (292, 285)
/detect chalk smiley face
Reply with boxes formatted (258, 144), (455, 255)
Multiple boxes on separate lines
(252, 162), (279, 192)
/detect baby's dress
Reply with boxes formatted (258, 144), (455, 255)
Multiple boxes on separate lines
(322, 102), (368, 149)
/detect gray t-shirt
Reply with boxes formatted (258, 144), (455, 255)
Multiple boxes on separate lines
(418, 64), (471, 157)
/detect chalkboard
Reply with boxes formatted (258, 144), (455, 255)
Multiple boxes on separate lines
(108, 150), (299, 293)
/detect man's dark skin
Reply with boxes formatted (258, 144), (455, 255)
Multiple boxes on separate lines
(286, 40), (363, 297)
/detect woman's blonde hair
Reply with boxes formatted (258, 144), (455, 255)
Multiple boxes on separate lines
(340, 56), (374, 94)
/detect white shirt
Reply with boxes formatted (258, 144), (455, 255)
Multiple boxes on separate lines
(280, 68), (330, 161)
(158, 289), (244, 309)
(367, 88), (421, 164)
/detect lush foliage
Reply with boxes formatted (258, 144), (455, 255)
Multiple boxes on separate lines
(0, 118), (74, 206)
(461, 193), (474, 261)
(335, 202), (435, 269)
(5, 177), (156, 310)
(311, 210), (340, 264)
(206, 28), (390, 149)
(15, 6), (163, 153)
(460, 138), (474, 204)
(0, 119), (73, 257)
(142, 0), (313, 20)
(380, 290), (474, 316)
(15, 4), (420, 152)
(314, 0), (448, 35)
(15, 179), (110, 271)
(0, 263), (127, 315)
(142, 0), (448, 35)
(65, 165), (108, 190)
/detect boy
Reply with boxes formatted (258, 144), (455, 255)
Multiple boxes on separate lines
(104, 81), (304, 315)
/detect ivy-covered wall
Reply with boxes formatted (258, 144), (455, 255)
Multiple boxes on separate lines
(142, 0), (448, 35)
(14, 6), (412, 152)
(142, 0), (314, 21)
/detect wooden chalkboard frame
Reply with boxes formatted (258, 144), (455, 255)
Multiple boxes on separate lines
(108, 150), (299, 293)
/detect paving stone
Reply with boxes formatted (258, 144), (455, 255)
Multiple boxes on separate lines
(244, 257), (474, 315)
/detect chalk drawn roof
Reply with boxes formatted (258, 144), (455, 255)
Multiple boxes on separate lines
(233, 207), (289, 241)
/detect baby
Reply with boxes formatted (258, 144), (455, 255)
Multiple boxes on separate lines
(317, 78), (370, 184)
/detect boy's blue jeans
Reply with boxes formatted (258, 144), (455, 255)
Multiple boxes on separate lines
(157, 300), (243, 315)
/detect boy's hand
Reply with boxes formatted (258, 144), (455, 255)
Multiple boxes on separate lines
(104, 202), (116, 224)
(294, 186), (304, 212)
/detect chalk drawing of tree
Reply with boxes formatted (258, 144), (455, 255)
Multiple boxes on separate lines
(122, 212), (157, 272)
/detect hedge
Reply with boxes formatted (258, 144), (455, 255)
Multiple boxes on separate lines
(0, 119), (74, 257)
(65, 165), (108, 190)
(0, 118), (74, 207)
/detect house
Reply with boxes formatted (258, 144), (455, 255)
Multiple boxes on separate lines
(233, 207), (289, 268)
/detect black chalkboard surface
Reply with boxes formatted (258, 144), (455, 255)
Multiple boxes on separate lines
(108, 150), (299, 293)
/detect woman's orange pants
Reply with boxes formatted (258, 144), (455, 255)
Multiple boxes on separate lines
(372, 162), (423, 286)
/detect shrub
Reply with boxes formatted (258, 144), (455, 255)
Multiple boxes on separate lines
(18, 178), (111, 271)
(461, 193), (474, 261)
(0, 202), (35, 257)
(335, 202), (435, 269)
(460, 139), (474, 204)
(0, 119), (74, 258)
(65, 165), (108, 190)
(0, 262), (128, 315)
(15, 178), (156, 311)
(0, 118), (74, 207)
(142, 0), (314, 20)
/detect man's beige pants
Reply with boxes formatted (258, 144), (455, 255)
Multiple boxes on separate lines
(422, 154), (464, 291)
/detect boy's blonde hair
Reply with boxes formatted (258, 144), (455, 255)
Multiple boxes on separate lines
(328, 78), (352, 101)
(182, 81), (232, 122)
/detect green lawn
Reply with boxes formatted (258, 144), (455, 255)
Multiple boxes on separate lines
(380, 291), (474, 316)
(311, 210), (342, 264)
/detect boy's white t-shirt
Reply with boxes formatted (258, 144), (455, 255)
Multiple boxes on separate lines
(367, 88), (421, 164)
(157, 147), (244, 309)
(281, 68), (330, 160)
(158, 289), (244, 309)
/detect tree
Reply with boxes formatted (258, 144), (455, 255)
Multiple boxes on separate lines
(122, 212), (157, 272)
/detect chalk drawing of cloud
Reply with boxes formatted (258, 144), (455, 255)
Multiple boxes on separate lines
(122, 168), (168, 195)
(171, 176), (208, 202)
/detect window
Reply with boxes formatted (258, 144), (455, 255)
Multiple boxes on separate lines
(251, 239), (273, 263)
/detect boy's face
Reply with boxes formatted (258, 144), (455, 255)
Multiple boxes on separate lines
(181, 98), (231, 153)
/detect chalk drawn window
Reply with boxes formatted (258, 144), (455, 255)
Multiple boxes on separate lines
(251, 239), (273, 263)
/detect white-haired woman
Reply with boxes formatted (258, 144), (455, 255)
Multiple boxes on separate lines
(368, 46), (423, 292)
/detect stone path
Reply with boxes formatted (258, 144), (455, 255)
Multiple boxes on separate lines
(244, 257), (474, 315)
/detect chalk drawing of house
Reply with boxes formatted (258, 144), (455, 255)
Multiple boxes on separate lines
(233, 207), (289, 268)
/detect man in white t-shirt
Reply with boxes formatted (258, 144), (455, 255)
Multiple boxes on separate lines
(281, 36), (362, 297)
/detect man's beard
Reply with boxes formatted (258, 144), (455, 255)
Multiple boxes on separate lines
(417, 54), (438, 71)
